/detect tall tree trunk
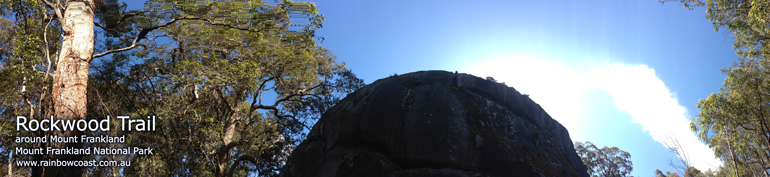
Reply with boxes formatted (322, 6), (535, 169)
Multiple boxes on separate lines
(33, 0), (94, 176)
(217, 110), (241, 177)
(215, 88), (246, 177)
(728, 129), (739, 177)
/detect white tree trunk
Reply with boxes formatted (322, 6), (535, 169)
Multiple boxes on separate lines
(36, 0), (94, 176)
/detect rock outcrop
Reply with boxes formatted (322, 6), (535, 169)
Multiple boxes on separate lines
(282, 70), (588, 177)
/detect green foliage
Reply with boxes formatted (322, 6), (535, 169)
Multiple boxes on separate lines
(704, 0), (770, 60)
(665, 0), (770, 176)
(685, 166), (705, 177)
(1, 0), (363, 176)
(670, 0), (770, 60)
(659, 0), (703, 10)
(0, 0), (61, 175)
(655, 163), (717, 177)
(692, 58), (770, 176)
(104, 0), (363, 176)
(655, 166), (712, 177)
(656, 169), (681, 177)
(575, 141), (634, 177)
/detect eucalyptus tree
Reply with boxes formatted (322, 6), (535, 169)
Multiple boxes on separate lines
(0, 0), (61, 176)
(660, 0), (770, 176)
(0, 0), (361, 176)
(693, 58), (770, 176)
(119, 9), (364, 174)
(575, 141), (634, 177)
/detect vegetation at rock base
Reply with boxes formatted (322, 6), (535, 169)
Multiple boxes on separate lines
(575, 141), (633, 177)
(656, 169), (682, 177)
(0, 0), (363, 176)
(656, 166), (719, 177)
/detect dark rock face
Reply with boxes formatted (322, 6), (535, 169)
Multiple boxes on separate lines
(282, 70), (588, 177)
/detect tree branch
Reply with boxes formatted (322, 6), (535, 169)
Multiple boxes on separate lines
(41, 0), (65, 26)
(249, 81), (324, 114)
(108, 10), (149, 28)
(95, 10), (152, 35)
(215, 87), (233, 112)
(93, 22), (112, 34)
(250, 77), (275, 116)
(226, 155), (259, 177)
(94, 16), (266, 59)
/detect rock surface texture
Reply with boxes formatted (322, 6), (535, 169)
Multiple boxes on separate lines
(282, 70), (588, 177)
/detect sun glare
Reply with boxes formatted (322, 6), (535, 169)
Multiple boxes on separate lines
(465, 54), (722, 171)
(466, 54), (592, 140)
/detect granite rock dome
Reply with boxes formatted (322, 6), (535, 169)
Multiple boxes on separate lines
(281, 70), (588, 177)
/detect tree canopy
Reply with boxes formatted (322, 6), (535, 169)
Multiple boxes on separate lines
(0, 0), (363, 176)
(692, 58), (770, 176)
(666, 0), (770, 60)
(662, 0), (770, 176)
(575, 141), (634, 177)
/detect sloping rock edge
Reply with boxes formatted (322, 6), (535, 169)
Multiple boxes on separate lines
(282, 70), (588, 177)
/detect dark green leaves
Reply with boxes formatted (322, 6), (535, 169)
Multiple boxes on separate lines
(575, 141), (634, 177)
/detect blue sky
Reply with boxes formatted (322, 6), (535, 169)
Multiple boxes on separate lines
(117, 0), (737, 175)
(310, 0), (738, 176)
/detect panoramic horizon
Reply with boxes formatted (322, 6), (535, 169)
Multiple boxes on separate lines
(2, 0), (766, 176)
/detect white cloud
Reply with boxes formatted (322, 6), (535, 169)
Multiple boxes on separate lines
(591, 64), (721, 170)
(466, 55), (722, 171)
(466, 55), (590, 135)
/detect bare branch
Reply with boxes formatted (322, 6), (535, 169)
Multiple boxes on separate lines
(94, 22), (111, 33)
(41, 0), (65, 26)
(38, 14), (55, 118)
(664, 134), (690, 174)
(250, 77), (275, 116)
(269, 83), (324, 107)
